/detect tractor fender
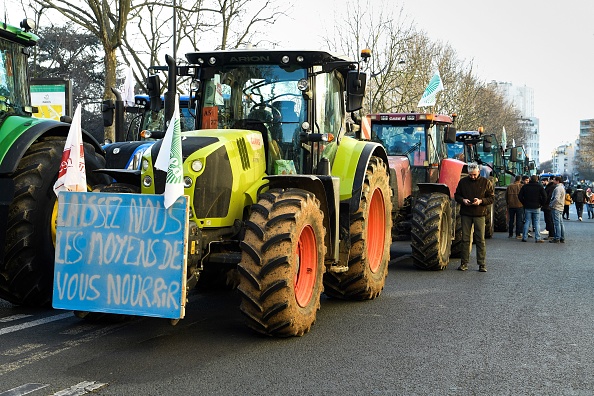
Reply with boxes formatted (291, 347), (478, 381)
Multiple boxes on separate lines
(0, 117), (104, 175)
(331, 136), (389, 214)
(266, 174), (338, 262)
(417, 182), (451, 198)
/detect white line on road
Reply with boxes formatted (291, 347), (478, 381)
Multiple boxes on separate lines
(0, 383), (48, 396)
(0, 313), (73, 336)
(0, 315), (33, 323)
(51, 381), (108, 396)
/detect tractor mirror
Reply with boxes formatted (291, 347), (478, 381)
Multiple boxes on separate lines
(510, 147), (518, 162)
(346, 70), (366, 112)
(483, 135), (492, 152)
(444, 125), (456, 143)
(146, 74), (162, 113)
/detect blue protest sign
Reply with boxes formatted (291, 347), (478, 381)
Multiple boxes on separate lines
(53, 192), (188, 319)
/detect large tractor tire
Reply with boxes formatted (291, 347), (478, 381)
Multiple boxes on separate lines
(450, 203), (462, 258)
(493, 189), (508, 232)
(0, 137), (109, 306)
(324, 156), (392, 300)
(238, 189), (326, 337)
(485, 204), (494, 239)
(411, 193), (452, 270)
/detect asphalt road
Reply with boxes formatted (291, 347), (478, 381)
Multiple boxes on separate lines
(1, 207), (593, 395)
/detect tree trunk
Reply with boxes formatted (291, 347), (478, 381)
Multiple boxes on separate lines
(103, 47), (117, 143)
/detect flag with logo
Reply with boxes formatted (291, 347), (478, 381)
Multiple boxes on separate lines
(53, 104), (86, 196)
(155, 95), (184, 208)
(417, 70), (444, 108)
(501, 126), (507, 150)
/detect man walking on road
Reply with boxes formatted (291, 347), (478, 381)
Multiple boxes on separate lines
(572, 185), (587, 221)
(549, 176), (566, 243)
(542, 177), (556, 238)
(519, 175), (547, 243)
(454, 162), (495, 272)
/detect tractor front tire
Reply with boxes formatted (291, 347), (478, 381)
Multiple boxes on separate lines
(324, 156), (392, 300)
(493, 189), (507, 232)
(411, 193), (452, 270)
(485, 204), (494, 238)
(238, 189), (326, 337)
(0, 137), (109, 306)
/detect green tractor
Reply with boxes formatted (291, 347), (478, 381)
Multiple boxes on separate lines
(454, 129), (535, 234)
(79, 49), (393, 337)
(0, 19), (109, 306)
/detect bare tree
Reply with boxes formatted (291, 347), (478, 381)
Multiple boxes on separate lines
(32, 0), (135, 142)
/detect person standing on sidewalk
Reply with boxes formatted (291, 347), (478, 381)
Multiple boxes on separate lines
(518, 175), (547, 243)
(454, 162), (495, 272)
(572, 185), (587, 221)
(549, 176), (566, 243)
(506, 175), (524, 239)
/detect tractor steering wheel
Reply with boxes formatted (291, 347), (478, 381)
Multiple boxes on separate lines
(249, 103), (282, 123)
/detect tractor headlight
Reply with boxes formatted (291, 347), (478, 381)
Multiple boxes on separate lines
(142, 159), (149, 171)
(143, 175), (152, 187)
(191, 160), (203, 172)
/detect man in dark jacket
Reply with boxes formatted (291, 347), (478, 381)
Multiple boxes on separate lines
(519, 175), (547, 242)
(454, 162), (495, 272)
(542, 178), (556, 238)
(572, 185), (586, 221)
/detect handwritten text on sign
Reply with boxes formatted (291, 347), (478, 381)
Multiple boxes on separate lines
(53, 192), (189, 319)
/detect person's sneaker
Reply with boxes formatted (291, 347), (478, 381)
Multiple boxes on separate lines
(522, 239), (527, 242)
(528, 233), (533, 238)
(541, 230), (549, 235)
(458, 263), (468, 271)
(560, 239), (565, 243)
(549, 239), (560, 243)
(579, 217), (583, 221)
(516, 236), (523, 240)
(508, 235), (513, 238)
(479, 265), (487, 272)
(536, 240), (545, 243)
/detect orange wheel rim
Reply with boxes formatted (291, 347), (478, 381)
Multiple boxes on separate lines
(367, 188), (385, 273)
(295, 224), (317, 307)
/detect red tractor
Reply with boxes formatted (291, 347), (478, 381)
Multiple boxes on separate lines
(363, 113), (464, 270)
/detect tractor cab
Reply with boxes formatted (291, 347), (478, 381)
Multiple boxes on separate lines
(0, 18), (37, 119)
(368, 113), (456, 189)
(185, 50), (365, 175)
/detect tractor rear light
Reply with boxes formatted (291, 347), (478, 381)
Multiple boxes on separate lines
(326, 133), (335, 142)
(184, 176), (193, 188)
(191, 160), (203, 172)
(143, 175), (152, 187)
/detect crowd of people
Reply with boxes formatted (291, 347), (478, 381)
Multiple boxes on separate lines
(505, 174), (594, 244)
(452, 163), (592, 272)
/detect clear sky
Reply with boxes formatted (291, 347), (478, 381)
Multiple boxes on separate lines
(275, 0), (594, 162)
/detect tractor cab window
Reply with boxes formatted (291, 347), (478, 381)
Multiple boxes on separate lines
(447, 141), (465, 161)
(0, 39), (30, 117)
(199, 65), (307, 173)
(314, 70), (344, 137)
(371, 123), (427, 166)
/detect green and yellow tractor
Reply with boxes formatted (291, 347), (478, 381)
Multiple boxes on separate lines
(63, 49), (393, 337)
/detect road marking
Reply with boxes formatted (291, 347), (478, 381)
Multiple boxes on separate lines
(51, 381), (108, 396)
(0, 323), (126, 376)
(0, 313), (73, 336)
(0, 315), (33, 323)
(0, 383), (48, 396)
(1, 344), (44, 356)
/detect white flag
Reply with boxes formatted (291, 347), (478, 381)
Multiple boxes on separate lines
(501, 126), (507, 149)
(53, 104), (86, 196)
(417, 70), (444, 108)
(121, 66), (136, 107)
(155, 95), (184, 208)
